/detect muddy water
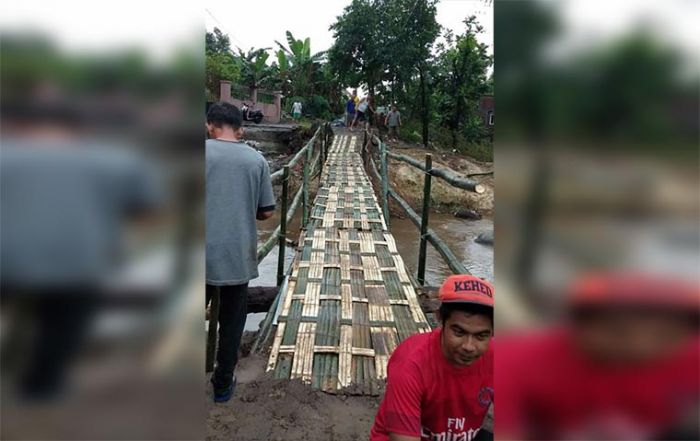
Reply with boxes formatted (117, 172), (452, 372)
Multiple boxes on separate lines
(388, 213), (493, 285)
(248, 208), (493, 331)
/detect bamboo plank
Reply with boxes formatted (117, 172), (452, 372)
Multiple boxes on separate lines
(402, 284), (428, 323)
(266, 322), (286, 371)
(280, 280), (296, 316)
(303, 282), (321, 317)
(303, 323), (316, 384)
(362, 256), (383, 281)
(341, 284), (353, 320)
(338, 325), (353, 389)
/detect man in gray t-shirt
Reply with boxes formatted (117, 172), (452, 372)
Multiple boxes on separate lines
(205, 102), (275, 402)
(385, 104), (402, 141)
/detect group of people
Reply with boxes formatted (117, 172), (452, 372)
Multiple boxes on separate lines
(345, 89), (402, 140)
(205, 100), (699, 441)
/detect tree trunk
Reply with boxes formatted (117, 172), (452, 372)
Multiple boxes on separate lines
(419, 65), (429, 148)
(451, 59), (462, 150)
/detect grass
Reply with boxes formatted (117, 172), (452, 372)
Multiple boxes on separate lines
(396, 119), (493, 162)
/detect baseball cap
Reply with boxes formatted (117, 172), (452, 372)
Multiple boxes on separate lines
(439, 274), (494, 308)
(569, 273), (699, 310)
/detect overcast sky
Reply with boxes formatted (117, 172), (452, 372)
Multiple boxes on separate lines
(1, 0), (696, 66)
(204, 0), (494, 55)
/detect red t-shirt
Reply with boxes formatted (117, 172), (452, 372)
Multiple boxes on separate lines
(370, 328), (493, 441)
(496, 328), (700, 440)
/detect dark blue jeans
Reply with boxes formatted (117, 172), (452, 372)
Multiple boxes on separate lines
(207, 283), (248, 392)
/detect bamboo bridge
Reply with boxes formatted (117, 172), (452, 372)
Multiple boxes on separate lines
(206, 125), (487, 395)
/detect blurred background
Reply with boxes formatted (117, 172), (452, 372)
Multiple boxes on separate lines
(1, 2), (205, 439)
(494, 0), (698, 440)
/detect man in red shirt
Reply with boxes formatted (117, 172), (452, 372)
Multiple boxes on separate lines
(370, 274), (495, 441)
(496, 273), (699, 440)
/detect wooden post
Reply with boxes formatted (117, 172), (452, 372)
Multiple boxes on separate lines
(302, 135), (313, 226)
(277, 166), (289, 286)
(362, 129), (369, 169)
(380, 141), (390, 227)
(319, 124), (325, 179)
(417, 154), (433, 285)
(205, 288), (220, 372)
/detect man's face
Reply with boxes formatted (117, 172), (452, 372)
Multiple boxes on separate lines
(440, 311), (493, 367)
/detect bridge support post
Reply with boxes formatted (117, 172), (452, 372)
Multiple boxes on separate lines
(319, 124), (325, 179)
(417, 154), (433, 285)
(302, 136), (313, 226)
(277, 166), (290, 286)
(380, 141), (390, 227)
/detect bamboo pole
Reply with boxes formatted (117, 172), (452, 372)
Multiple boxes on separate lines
(257, 183), (303, 263)
(386, 151), (485, 193)
(369, 156), (381, 183)
(319, 124), (325, 178)
(302, 134), (313, 226)
(380, 141), (390, 227)
(417, 154), (432, 285)
(277, 166), (289, 286)
(388, 188), (470, 275)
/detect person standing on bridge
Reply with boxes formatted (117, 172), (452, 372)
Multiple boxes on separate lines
(350, 96), (374, 132)
(206, 102), (276, 402)
(370, 274), (494, 441)
(346, 92), (356, 127)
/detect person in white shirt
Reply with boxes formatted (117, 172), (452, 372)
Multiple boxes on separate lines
(350, 96), (374, 131)
(291, 101), (302, 120)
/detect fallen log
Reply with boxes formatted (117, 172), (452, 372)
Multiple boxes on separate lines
(386, 151), (486, 193)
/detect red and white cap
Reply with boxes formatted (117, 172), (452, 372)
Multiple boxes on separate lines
(439, 274), (494, 308)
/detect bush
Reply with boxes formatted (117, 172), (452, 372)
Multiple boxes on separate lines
(306, 95), (332, 120)
(431, 125), (493, 162)
(398, 118), (424, 144)
(396, 119), (493, 162)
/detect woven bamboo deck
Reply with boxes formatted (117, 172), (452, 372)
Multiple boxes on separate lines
(267, 131), (431, 395)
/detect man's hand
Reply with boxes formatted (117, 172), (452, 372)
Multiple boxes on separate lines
(256, 209), (274, 220)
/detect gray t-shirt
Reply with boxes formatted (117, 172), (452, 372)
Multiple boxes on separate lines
(386, 110), (401, 127)
(1, 140), (161, 288)
(206, 139), (275, 285)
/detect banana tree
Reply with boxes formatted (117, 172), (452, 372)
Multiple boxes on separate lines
(274, 31), (326, 97)
(237, 47), (273, 96)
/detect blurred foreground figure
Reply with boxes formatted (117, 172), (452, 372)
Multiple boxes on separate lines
(496, 274), (699, 440)
(1, 102), (160, 401)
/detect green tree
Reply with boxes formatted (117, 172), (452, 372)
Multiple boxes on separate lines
(205, 28), (240, 100)
(236, 47), (273, 93)
(434, 16), (493, 148)
(328, 0), (440, 146)
(328, 0), (384, 93)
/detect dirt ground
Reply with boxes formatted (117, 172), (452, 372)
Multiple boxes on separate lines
(384, 142), (494, 216)
(206, 353), (382, 441)
(207, 331), (383, 441)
